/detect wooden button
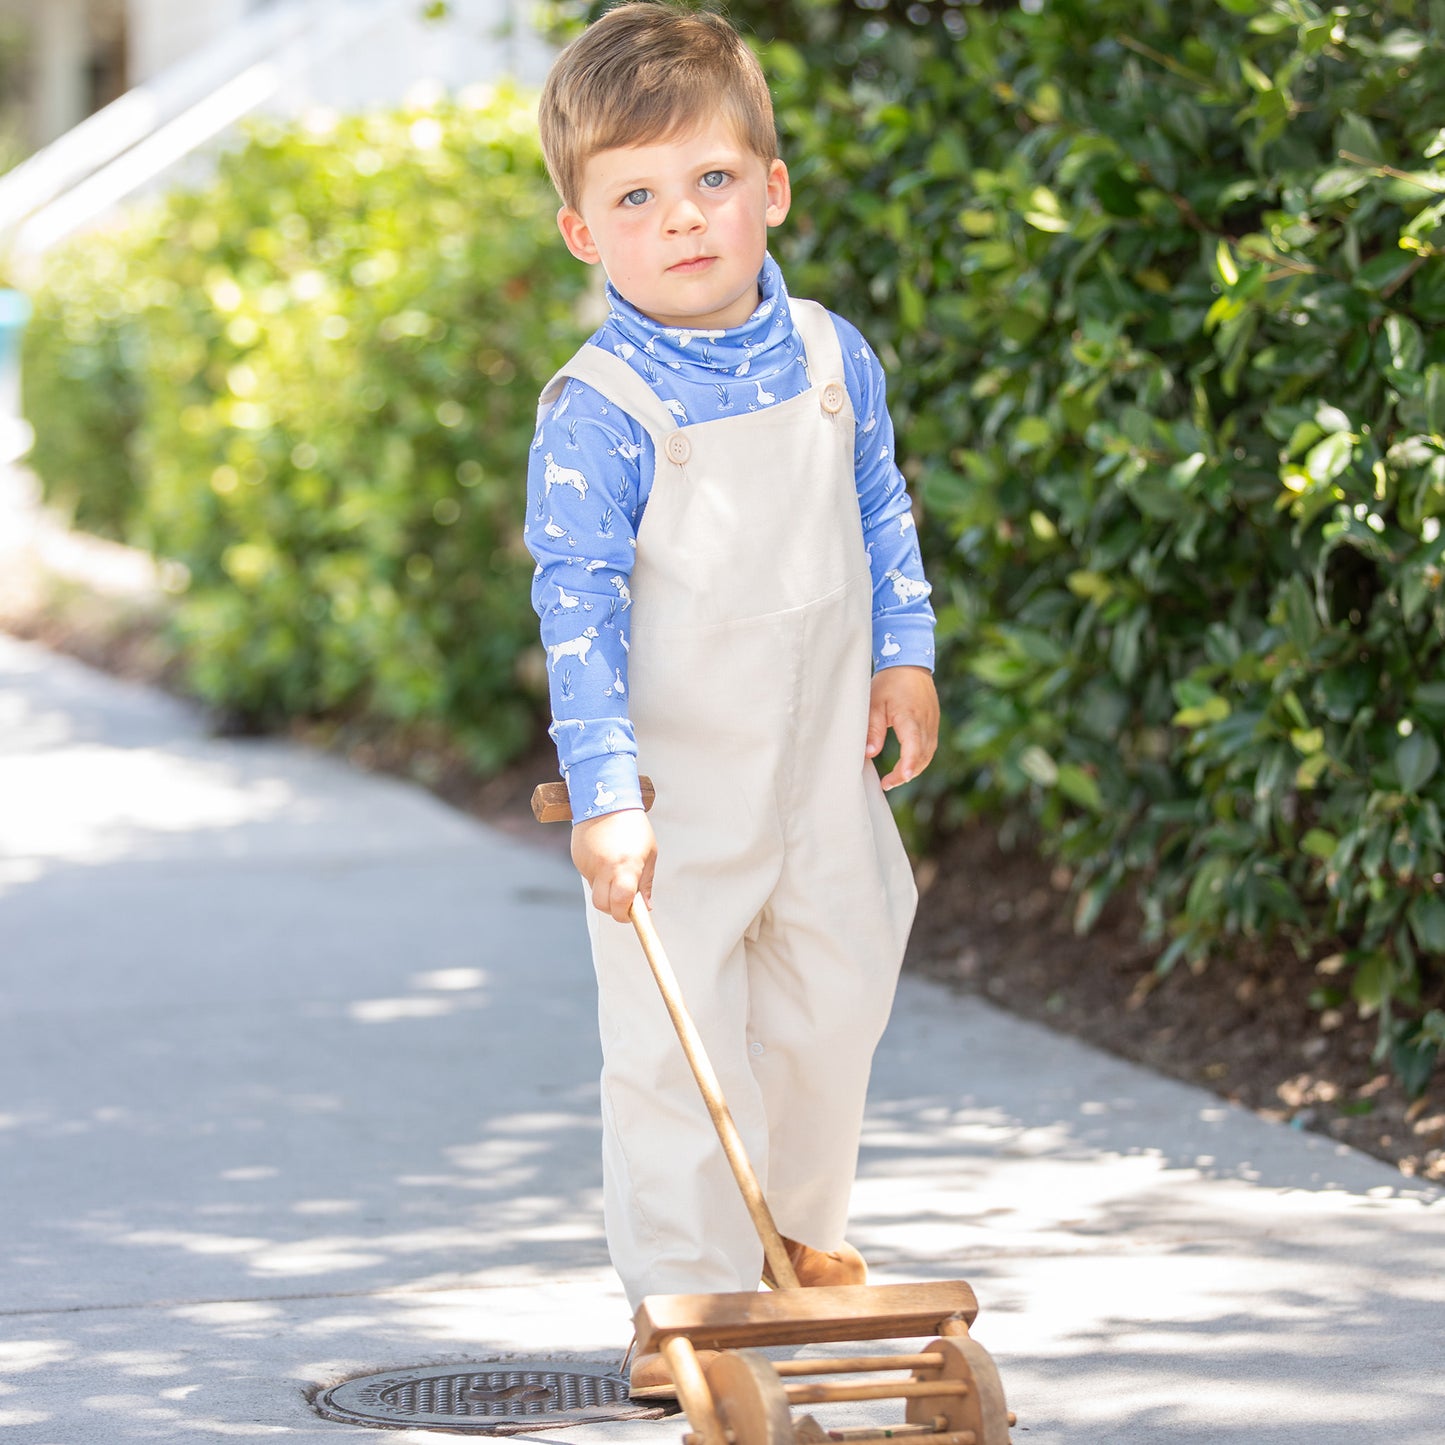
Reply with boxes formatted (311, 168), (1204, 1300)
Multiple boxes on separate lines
(664, 431), (691, 464)
(821, 381), (846, 415)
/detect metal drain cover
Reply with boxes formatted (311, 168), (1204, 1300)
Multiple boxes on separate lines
(314, 1361), (669, 1434)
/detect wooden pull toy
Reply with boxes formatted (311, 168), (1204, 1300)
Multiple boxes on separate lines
(531, 778), (1014, 1445)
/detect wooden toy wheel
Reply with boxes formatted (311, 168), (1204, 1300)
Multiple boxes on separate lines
(705, 1349), (794, 1445)
(907, 1335), (1010, 1445)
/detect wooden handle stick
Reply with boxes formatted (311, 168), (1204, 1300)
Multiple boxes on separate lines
(628, 893), (800, 1291)
(529, 777), (800, 1290)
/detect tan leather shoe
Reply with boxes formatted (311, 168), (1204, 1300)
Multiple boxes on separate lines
(627, 1348), (721, 1400)
(764, 1236), (868, 1288)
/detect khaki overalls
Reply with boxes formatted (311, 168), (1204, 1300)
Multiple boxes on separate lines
(540, 300), (917, 1309)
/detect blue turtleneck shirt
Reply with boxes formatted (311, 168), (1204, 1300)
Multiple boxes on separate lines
(525, 255), (935, 821)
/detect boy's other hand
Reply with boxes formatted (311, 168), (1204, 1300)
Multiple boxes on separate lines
(866, 666), (940, 791)
(571, 807), (657, 922)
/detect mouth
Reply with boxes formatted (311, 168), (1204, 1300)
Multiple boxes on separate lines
(667, 255), (716, 274)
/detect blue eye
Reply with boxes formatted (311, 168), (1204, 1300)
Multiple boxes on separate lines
(700, 170), (728, 189)
(621, 188), (650, 207)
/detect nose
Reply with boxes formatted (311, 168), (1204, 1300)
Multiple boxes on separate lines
(663, 195), (706, 235)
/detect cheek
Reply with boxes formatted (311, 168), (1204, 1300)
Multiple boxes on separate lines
(604, 217), (651, 255)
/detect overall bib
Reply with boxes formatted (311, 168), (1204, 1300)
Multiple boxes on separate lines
(540, 300), (917, 1309)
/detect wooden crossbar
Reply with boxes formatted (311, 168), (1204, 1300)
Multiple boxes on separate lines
(633, 1281), (979, 1354)
(785, 1380), (968, 1406)
(772, 1354), (943, 1377)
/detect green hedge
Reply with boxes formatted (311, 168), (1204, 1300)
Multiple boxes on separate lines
(28, 1), (1445, 1089)
(24, 88), (588, 764)
(746, 0), (1445, 1087)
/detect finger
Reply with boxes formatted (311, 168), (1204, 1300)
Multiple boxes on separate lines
(894, 715), (926, 781)
(865, 701), (889, 759)
(880, 716), (930, 791)
(609, 873), (638, 923)
(639, 852), (657, 908)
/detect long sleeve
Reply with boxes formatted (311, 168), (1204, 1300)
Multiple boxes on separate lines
(525, 376), (652, 822)
(834, 317), (937, 673)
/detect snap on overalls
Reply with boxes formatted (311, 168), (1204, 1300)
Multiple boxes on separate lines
(540, 299), (917, 1309)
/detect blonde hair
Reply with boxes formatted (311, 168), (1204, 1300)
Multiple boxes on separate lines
(539, 2), (778, 212)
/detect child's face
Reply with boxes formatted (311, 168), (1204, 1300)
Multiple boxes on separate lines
(557, 116), (790, 332)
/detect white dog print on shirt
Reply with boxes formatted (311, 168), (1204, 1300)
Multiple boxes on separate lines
(885, 568), (931, 603)
(548, 626), (599, 670)
(544, 453), (589, 500)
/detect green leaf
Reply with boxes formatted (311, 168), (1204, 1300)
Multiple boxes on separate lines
(1013, 416), (1053, 451)
(1396, 728), (1441, 794)
(1023, 186), (1070, 233)
(1351, 953), (1397, 1014)
(1067, 570), (1114, 601)
(1073, 869), (1117, 934)
(897, 274), (926, 332)
(970, 652), (1035, 688)
(1248, 10), (1293, 34)
(1304, 431), (1354, 484)
(1336, 111), (1385, 165)
(1384, 315), (1425, 373)
(1300, 829), (1338, 861)
(1376, 28), (1426, 63)
(1093, 168), (1142, 218)
(1391, 1034), (1439, 1099)
(1312, 167), (1370, 204)
(1425, 364), (1445, 437)
(1407, 894), (1445, 953)
(1019, 744), (1059, 787)
(1215, 238), (1239, 287)
(1239, 57), (1274, 93)
(1174, 695), (1231, 727)
(1057, 763), (1103, 812)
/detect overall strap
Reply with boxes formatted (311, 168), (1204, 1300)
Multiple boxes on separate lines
(536, 343), (681, 442)
(788, 299), (846, 389)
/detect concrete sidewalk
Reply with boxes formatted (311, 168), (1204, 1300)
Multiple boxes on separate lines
(0, 632), (1441, 1445)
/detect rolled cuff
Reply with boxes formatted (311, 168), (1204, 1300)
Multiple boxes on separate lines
(872, 612), (936, 672)
(566, 751), (646, 824)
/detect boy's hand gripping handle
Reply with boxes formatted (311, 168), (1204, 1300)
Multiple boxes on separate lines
(529, 778), (801, 1291)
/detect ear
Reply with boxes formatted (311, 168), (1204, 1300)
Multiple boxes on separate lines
(764, 158), (791, 228)
(557, 205), (601, 265)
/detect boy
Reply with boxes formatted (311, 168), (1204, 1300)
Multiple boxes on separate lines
(526, 0), (939, 1398)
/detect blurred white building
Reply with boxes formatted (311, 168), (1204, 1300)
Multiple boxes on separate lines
(0, 0), (552, 262)
(0, 0), (553, 461)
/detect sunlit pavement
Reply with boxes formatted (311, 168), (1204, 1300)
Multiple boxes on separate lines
(1, 630), (1441, 1444)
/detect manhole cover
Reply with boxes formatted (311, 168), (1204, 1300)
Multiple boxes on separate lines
(314, 1361), (669, 1434)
